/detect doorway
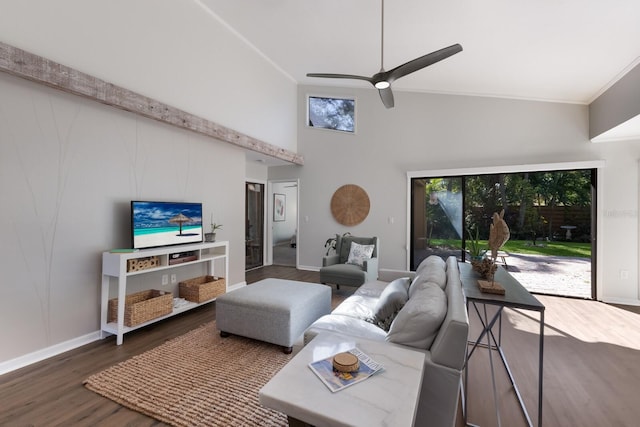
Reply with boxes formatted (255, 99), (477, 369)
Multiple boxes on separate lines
(271, 181), (298, 267)
(246, 181), (264, 270)
(410, 169), (596, 299)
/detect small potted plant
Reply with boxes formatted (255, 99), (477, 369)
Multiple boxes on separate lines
(205, 214), (222, 242)
(467, 228), (495, 279)
(324, 232), (351, 256)
(466, 226), (485, 262)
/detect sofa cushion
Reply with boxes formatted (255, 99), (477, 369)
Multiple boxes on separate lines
(409, 280), (442, 300)
(413, 256), (447, 290)
(332, 294), (378, 320)
(369, 277), (411, 331)
(408, 274), (423, 298)
(346, 241), (375, 267)
(386, 282), (447, 349)
(303, 314), (388, 345)
(416, 255), (446, 271)
(353, 280), (388, 298)
(430, 257), (470, 370)
(330, 281), (386, 321)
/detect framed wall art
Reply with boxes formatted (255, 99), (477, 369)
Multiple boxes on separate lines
(274, 193), (286, 221)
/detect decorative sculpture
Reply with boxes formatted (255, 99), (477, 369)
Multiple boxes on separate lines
(488, 209), (510, 262)
(477, 209), (510, 294)
(471, 257), (497, 279)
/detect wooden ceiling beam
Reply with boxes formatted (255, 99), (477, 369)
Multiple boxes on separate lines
(0, 41), (304, 166)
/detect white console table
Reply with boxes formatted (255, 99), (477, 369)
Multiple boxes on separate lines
(101, 241), (228, 345)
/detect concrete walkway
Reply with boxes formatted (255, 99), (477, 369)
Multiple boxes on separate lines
(500, 253), (592, 299)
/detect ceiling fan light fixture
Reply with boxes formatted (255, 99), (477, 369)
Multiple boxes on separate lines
(306, 0), (462, 109)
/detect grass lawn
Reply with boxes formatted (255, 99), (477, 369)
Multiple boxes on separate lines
(431, 239), (591, 258)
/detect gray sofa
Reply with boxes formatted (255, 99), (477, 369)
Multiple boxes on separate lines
(299, 255), (469, 427)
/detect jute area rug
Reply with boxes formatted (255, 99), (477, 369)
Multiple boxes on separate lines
(84, 321), (291, 426)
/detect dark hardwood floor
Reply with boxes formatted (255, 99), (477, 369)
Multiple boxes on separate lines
(1, 266), (639, 426)
(0, 267), (327, 427)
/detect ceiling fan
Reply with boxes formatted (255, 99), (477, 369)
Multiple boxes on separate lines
(306, 0), (462, 108)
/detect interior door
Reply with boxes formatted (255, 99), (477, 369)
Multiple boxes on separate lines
(246, 182), (264, 270)
(271, 181), (298, 267)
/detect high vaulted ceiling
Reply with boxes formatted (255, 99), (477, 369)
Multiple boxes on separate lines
(201, 0), (640, 105)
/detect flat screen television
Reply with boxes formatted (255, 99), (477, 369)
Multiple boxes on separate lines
(131, 201), (203, 250)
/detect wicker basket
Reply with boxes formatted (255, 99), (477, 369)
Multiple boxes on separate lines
(179, 276), (226, 303)
(108, 289), (173, 326)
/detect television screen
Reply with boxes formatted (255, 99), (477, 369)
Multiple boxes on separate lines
(131, 201), (203, 249)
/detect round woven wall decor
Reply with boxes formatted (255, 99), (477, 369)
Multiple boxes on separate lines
(330, 184), (370, 226)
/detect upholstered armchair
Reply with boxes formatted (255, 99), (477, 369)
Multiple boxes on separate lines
(319, 235), (379, 289)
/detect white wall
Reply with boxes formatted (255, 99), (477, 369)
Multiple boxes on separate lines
(590, 62), (640, 140)
(269, 84), (640, 305)
(0, 72), (248, 364)
(246, 162), (268, 183)
(0, 1), (301, 369)
(0, 0), (297, 153)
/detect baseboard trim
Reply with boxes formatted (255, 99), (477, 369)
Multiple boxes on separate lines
(228, 281), (247, 291)
(0, 331), (102, 376)
(1, 280), (250, 376)
(297, 265), (319, 272)
(601, 296), (640, 306)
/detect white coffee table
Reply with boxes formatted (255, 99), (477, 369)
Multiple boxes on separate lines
(259, 331), (425, 427)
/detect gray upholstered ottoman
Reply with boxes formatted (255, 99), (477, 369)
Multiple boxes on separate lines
(216, 278), (332, 353)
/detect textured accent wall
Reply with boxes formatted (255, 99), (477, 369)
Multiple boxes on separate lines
(0, 72), (245, 363)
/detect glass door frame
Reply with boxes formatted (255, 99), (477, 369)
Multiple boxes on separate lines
(406, 160), (604, 299)
(245, 179), (267, 270)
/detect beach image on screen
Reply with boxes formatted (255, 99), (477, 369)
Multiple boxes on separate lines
(132, 201), (203, 249)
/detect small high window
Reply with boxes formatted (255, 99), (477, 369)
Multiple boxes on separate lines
(307, 95), (355, 133)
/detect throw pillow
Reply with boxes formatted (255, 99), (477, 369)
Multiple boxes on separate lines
(408, 274), (423, 298)
(409, 280), (441, 299)
(416, 255), (446, 271)
(368, 277), (410, 331)
(346, 241), (375, 267)
(415, 256), (447, 289)
(386, 282), (447, 349)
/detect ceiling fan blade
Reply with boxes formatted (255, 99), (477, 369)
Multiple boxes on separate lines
(387, 43), (463, 82)
(306, 73), (373, 84)
(378, 87), (395, 108)
(306, 0), (463, 110)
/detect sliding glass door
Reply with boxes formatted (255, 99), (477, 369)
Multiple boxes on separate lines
(411, 169), (596, 299)
(411, 177), (463, 267)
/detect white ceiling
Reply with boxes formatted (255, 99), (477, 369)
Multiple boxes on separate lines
(201, 0), (640, 105)
(198, 0), (640, 164)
